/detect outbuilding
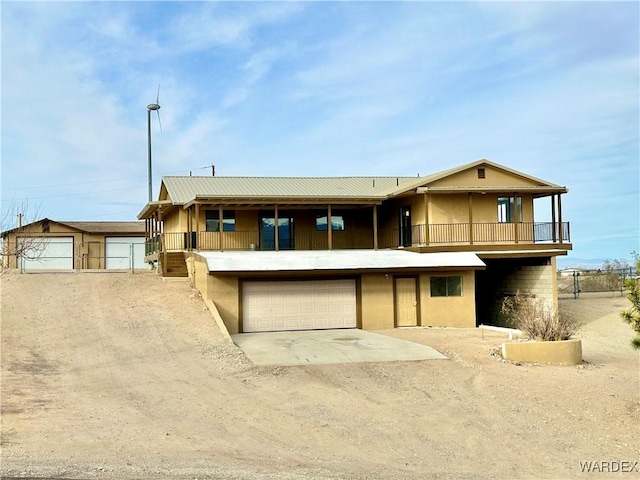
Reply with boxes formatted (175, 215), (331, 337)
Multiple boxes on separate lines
(1, 219), (146, 271)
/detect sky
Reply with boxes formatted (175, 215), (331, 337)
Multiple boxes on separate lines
(1, 1), (638, 266)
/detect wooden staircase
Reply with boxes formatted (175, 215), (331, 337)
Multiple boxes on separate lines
(161, 252), (188, 278)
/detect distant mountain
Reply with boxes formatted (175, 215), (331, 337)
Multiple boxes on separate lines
(556, 257), (607, 270)
(556, 256), (633, 271)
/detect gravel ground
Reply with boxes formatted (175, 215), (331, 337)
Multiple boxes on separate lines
(1, 272), (638, 479)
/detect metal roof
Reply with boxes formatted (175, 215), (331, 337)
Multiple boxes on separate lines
(58, 221), (146, 234)
(159, 160), (566, 207)
(1, 219), (145, 237)
(162, 176), (419, 205)
(197, 249), (485, 274)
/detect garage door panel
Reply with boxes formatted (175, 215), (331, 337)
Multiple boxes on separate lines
(19, 237), (73, 270)
(105, 237), (145, 269)
(243, 279), (356, 333)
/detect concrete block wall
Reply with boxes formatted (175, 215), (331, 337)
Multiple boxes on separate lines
(483, 257), (558, 327)
(500, 263), (555, 309)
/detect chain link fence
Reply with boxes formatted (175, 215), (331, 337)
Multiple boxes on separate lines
(558, 267), (635, 299)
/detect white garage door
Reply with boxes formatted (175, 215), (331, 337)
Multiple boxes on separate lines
(105, 237), (146, 269)
(242, 279), (357, 333)
(19, 237), (74, 270)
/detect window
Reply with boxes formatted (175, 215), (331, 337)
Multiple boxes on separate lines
(316, 215), (345, 231)
(497, 196), (522, 223)
(430, 276), (463, 297)
(205, 210), (236, 232)
(477, 168), (486, 179)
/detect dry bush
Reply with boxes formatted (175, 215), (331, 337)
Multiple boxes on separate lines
(501, 291), (579, 341)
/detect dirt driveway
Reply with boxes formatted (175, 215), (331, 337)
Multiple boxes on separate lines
(1, 272), (638, 479)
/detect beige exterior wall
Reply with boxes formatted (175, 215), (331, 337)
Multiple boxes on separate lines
(188, 270), (479, 333)
(429, 194), (470, 224)
(429, 164), (543, 188)
(427, 193), (534, 224)
(360, 273), (395, 329)
(208, 275), (240, 334)
(163, 209), (187, 232)
(419, 270), (476, 327)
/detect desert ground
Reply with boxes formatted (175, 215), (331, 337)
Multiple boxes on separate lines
(1, 271), (638, 479)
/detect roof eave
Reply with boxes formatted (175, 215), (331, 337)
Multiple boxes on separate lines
(183, 195), (385, 209)
(137, 200), (175, 219)
(416, 186), (568, 195)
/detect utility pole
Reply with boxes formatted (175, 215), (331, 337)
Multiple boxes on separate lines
(211, 164), (216, 176)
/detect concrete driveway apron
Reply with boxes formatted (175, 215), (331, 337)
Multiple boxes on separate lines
(231, 329), (447, 366)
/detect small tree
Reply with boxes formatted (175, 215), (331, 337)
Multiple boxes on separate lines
(621, 252), (640, 349)
(602, 258), (630, 293)
(1, 200), (47, 275)
(501, 291), (579, 341)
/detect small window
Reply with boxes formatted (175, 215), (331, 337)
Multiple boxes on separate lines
(477, 168), (486, 179)
(497, 196), (522, 223)
(316, 215), (345, 231)
(430, 276), (463, 297)
(205, 210), (236, 232)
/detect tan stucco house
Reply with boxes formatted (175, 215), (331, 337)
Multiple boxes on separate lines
(137, 159), (571, 333)
(1, 219), (146, 270)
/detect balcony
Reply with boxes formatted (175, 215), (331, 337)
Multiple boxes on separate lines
(145, 221), (570, 256)
(407, 221), (571, 245)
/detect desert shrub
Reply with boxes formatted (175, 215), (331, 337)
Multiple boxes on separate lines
(621, 253), (640, 349)
(501, 292), (579, 341)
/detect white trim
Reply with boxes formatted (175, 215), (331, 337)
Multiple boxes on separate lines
(198, 249), (485, 273)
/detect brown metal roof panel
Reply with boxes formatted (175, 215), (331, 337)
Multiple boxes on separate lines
(59, 221), (146, 234)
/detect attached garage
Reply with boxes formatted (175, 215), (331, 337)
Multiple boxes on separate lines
(105, 237), (146, 270)
(18, 237), (74, 270)
(242, 279), (357, 332)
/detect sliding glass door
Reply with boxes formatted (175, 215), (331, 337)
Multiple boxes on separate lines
(260, 214), (294, 250)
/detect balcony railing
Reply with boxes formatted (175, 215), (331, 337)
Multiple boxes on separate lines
(146, 221), (570, 254)
(398, 221), (570, 245)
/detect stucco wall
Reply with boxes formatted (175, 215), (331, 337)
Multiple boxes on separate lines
(429, 164), (542, 188)
(207, 275), (240, 334)
(419, 270), (476, 328)
(189, 269), (479, 333)
(360, 273), (395, 329)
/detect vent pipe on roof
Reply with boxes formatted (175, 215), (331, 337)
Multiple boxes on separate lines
(373, 179), (375, 188)
(18, 213), (23, 228)
(212, 164), (215, 176)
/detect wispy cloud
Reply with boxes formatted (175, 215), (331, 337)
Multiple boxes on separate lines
(1, 1), (637, 260)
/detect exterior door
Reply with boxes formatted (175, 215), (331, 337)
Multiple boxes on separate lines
(260, 215), (294, 250)
(395, 277), (418, 327)
(399, 206), (412, 247)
